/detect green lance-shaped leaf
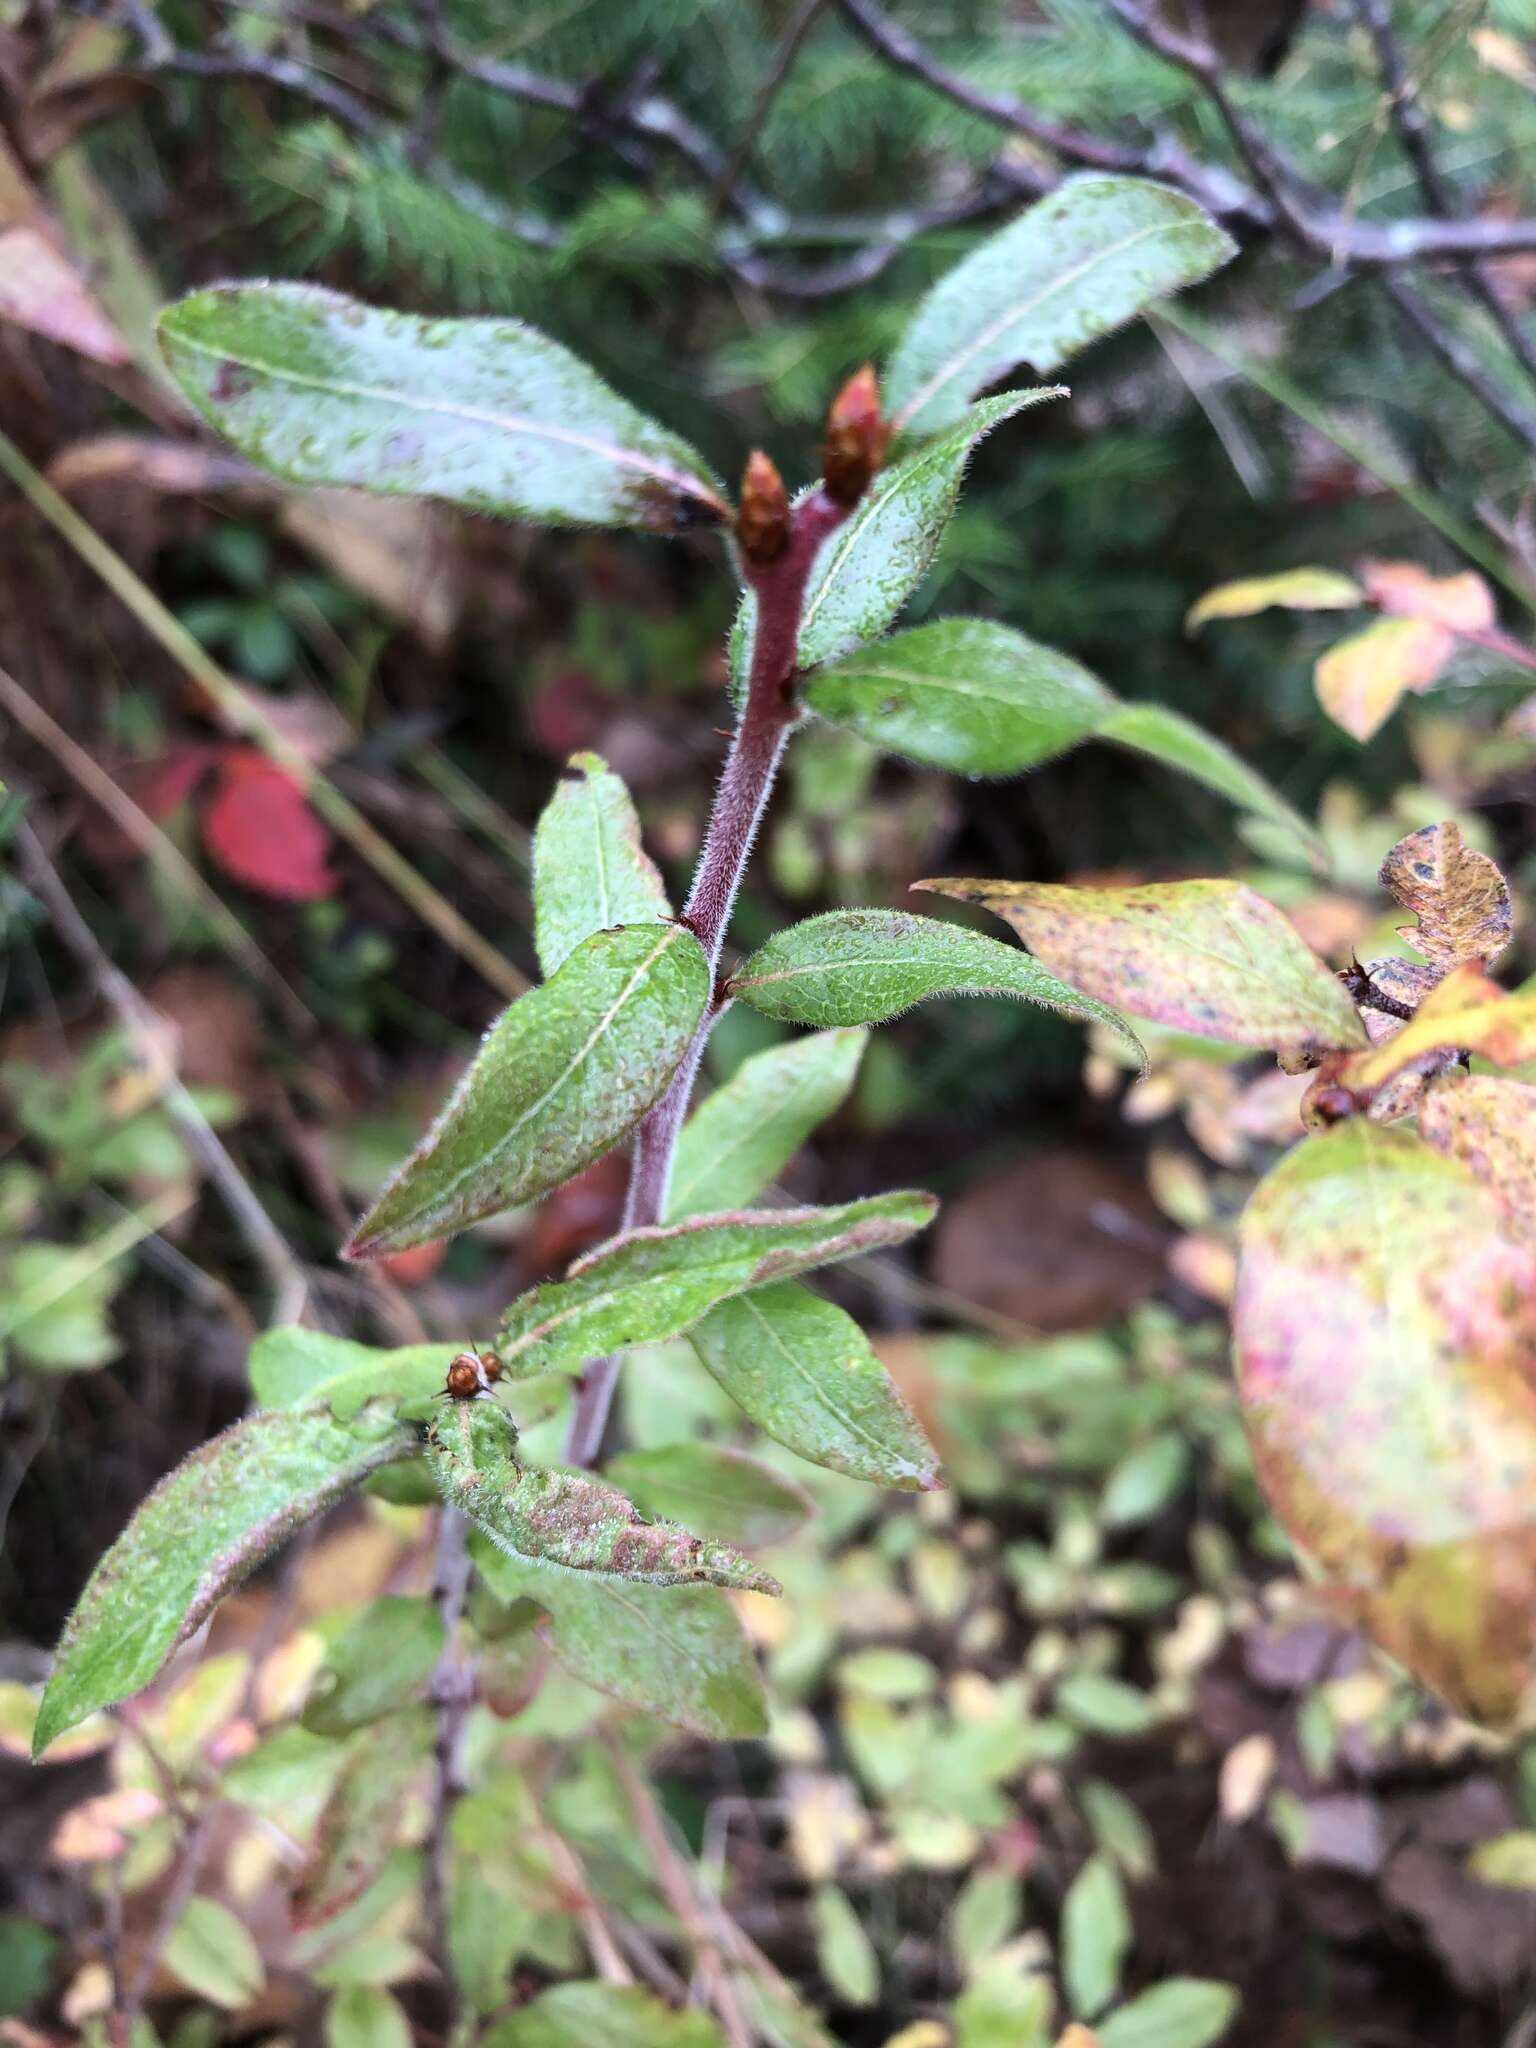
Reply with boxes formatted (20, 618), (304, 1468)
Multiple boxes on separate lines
(249, 1326), (459, 1421)
(427, 1401), (779, 1593)
(795, 389), (1059, 671)
(802, 619), (1324, 866)
(604, 1443), (812, 1547)
(301, 1594), (445, 1737)
(346, 922), (710, 1260)
(158, 284), (728, 534)
(918, 878), (1366, 1054)
(728, 908), (1147, 1066)
(470, 1532), (768, 1739)
(495, 1191), (936, 1377)
(665, 1027), (866, 1220)
(293, 1707), (431, 1928)
(532, 752), (671, 979)
(1096, 1979), (1240, 2048)
(1235, 1121), (1536, 1726)
(691, 1281), (941, 1491)
(34, 1401), (414, 1754)
(885, 174), (1237, 443)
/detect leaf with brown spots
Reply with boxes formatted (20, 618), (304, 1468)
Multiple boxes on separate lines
(1381, 821), (1513, 971)
(1420, 1075), (1536, 1240)
(918, 877), (1366, 1053)
(1235, 1120), (1536, 1725)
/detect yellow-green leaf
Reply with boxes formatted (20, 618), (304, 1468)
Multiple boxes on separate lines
(1314, 616), (1452, 742)
(1185, 568), (1363, 631)
(918, 878), (1365, 1053)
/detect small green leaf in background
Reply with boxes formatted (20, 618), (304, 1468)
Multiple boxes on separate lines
(34, 1401), (414, 1754)
(1235, 1120), (1536, 1726)
(730, 907), (1145, 1066)
(803, 619), (1323, 867)
(885, 174), (1236, 441)
(301, 1594), (445, 1736)
(812, 1885), (880, 2007)
(919, 878), (1365, 1053)
(952, 1945), (1057, 2048)
(1100, 1432), (1192, 1530)
(1062, 1853), (1132, 2018)
(159, 284), (728, 533)
(164, 1897), (266, 2010)
(347, 921), (709, 1259)
(1081, 1779), (1159, 1882)
(0, 1239), (124, 1371)
(294, 1709), (431, 1929)
(951, 1866), (1024, 1975)
(666, 1027), (865, 1220)
(1468, 1830), (1536, 1887)
(795, 390), (1059, 670)
(532, 752), (671, 978)
(429, 1400), (778, 1592)
(325, 1984), (413, 2048)
(1056, 1675), (1158, 1737)
(0, 1916), (58, 2018)
(470, 1533), (768, 1738)
(496, 1191), (935, 1376)
(1185, 567), (1364, 630)
(484, 1981), (728, 2047)
(1097, 1978), (1240, 2048)
(249, 1327), (458, 1421)
(690, 1281), (941, 1490)
(604, 1442), (812, 1546)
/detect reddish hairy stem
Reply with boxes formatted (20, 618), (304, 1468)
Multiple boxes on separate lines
(563, 491), (848, 1467)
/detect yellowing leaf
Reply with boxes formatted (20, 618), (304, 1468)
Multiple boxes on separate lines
(1380, 820), (1513, 970)
(1314, 617), (1452, 742)
(1234, 1121), (1536, 1725)
(917, 877), (1366, 1052)
(1185, 568), (1363, 631)
(1361, 560), (1496, 634)
(1341, 964), (1536, 1092)
(1419, 1076), (1536, 1239)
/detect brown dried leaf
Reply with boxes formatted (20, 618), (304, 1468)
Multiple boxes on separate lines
(0, 224), (128, 364)
(1342, 964), (1536, 1093)
(1381, 821), (1513, 970)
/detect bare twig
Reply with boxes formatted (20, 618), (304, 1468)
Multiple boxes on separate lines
(604, 1733), (754, 2048)
(423, 1506), (475, 2033)
(1381, 272), (1536, 453)
(1350, 0), (1536, 390)
(12, 817), (310, 1320)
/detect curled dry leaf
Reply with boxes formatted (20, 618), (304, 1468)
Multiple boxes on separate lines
(920, 877), (1366, 1053)
(1380, 821), (1513, 971)
(1235, 1120), (1536, 1724)
(1341, 964), (1536, 1094)
(1419, 1076), (1536, 1240)
(1314, 617), (1453, 743)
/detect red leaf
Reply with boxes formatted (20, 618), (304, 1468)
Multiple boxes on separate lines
(200, 749), (336, 901)
(138, 746), (218, 822)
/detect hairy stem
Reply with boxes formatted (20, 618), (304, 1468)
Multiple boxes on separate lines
(563, 491), (847, 1467)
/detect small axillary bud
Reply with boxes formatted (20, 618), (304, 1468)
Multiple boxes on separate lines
(822, 363), (889, 506)
(736, 449), (790, 566)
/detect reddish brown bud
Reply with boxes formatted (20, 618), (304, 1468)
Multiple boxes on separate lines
(822, 364), (889, 505)
(736, 450), (790, 565)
